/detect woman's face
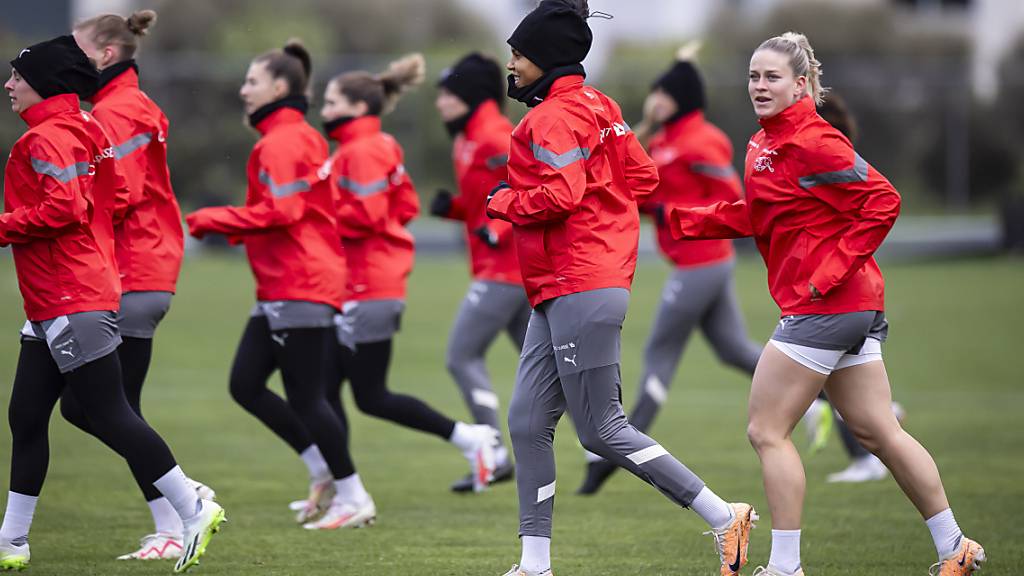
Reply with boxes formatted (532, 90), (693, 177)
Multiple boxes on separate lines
(644, 88), (678, 124)
(748, 49), (806, 119)
(434, 87), (469, 122)
(320, 80), (367, 122)
(4, 68), (42, 114)
(239, 60), (287, 115)
(506, 49), (543, 88)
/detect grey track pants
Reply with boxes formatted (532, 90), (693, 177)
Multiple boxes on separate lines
(629, 260), (763, 433)
(447, 281), (531, 445)
(509, 288), (706, 538)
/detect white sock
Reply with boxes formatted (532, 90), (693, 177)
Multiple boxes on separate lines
(0, 492), (37, 544)
(449, 422), (477, 452)
(153, 466), (201, 521)
(926, 508), (963, 560)
(333, 474), (371, 506)
(300, 445), (331, 480)
(148, 497), (184, 535)
(690, 486), (734, 530)
(768, 529), (801, 574)
(520, 535), (551, 574)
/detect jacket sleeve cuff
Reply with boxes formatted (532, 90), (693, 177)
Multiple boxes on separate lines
(486, 188), (513, 221)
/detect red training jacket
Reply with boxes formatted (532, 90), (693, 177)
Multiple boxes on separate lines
(1, 94), (128, 321)
(669, 96), (900, 316)
(90, 66), (184, 293)
(185, 107), (345, 308)
(326, 115), (418, 302)
(441, 100), (523, 285)
(486, 75), (660, 307)
(644, 110), (741, 268)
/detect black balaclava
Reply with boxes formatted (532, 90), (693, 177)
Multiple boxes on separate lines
(94, 59), (139, 94)
(248, 95), (308, 129)
(323, 115), (356, 137)
(652, 60), (705, 123)
(10, 35), (99, 100)
(506, 0), (592, 107)
(438, 52), (504, 136)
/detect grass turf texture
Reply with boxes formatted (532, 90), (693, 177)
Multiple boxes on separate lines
(0, 254), (1020, 575)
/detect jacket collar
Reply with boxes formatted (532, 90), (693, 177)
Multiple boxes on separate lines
(20, 93), (80, 128)
(662, 109), (703, 141)
(545, 74), (584, 101)
(464, 99), (505, 140)
(330, 114), (381, 143)
(255, 106), (306, 136)
(758, 95), (816, 139)
(89, 64), (139, 105)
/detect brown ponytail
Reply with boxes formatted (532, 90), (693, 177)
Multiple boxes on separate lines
(331, 53), (425, 117)
(75, 9), (157, 60)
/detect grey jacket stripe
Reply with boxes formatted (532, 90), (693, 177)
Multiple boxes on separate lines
(336, 176), (389, 197)
(258, 170), (310, 198)
(691, 162), (736, 180)
(485, 153), (509, 171)
(531, 142), (591, 170)
(30, 157), (90, 183)
(798, 153), (869, 189)
(112, 132), (153, 159)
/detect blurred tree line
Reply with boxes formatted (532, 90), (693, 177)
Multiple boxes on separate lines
(0, 0), (1021, 215)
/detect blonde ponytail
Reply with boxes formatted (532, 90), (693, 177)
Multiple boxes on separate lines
(332, 53), (425, 117)
(757, 31), (829, 105)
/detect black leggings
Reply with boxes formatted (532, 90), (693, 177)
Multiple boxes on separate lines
(9, 341), (177, 497)
(229, 316), (354, 479)
(60, 337), (162, 501)
(330, 339), (455, 440)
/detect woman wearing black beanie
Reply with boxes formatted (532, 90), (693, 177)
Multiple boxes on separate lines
(0, 35), (224, 573)
(487, 3), (756, 575)
(430, 52), (530, 492)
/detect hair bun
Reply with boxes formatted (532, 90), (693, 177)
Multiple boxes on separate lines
(126, 9), (157, 36)
(282, 38), (312, 78)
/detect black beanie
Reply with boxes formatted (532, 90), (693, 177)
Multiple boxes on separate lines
(652, 60), (705, 122)
(508, 0), (592, 71)
(10, 35), (99, 100)
(438, 53), (505, 112)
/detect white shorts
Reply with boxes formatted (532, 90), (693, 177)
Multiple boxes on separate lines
(770, 337), (882, 375)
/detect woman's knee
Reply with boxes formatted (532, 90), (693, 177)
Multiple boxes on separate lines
(746, 418), (786, 452)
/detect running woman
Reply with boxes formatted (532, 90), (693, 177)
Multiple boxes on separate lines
(0, 35), (224, 574)
(429, 52), (530, 492)
(671, 32), (984, 576)
(53, 11), (213, 561)
(577, 44), (764, 496)
(319, 53), (498, 498)
(487, 3), (756, 575)
(185, 40), (373, 530)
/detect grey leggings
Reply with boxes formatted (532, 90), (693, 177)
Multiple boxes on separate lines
(446, 281), (531, 446)
(509, 288), (705, 537)
(629, 260), (762, 433)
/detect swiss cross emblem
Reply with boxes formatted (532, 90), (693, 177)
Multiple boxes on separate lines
(753, 148), (777, 173)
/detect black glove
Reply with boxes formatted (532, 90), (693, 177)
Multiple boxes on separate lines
(474, 225), (500, 248)
(651, 203), (666, 227)
(429, 189), (454, 217)
(487, 181), (511, 206)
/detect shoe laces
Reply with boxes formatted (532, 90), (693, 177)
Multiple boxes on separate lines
(752, 568), (769, 576)
(702, 528), (727, 563)
(927, 561), (942, 576)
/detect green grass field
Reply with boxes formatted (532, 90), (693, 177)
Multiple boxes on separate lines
(0, 254), (1021, 575)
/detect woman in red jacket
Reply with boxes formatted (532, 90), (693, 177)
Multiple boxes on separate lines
(0, 35), (223, 573)
(671, 32), (983, 576)
(318, 54), (498, 505)
(429, 52), (529, 492)
(186, 41), (371, 530)
(56, 11), (206, 561)
(577, 46), (765, 496)
(487, 3), (755, 575)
